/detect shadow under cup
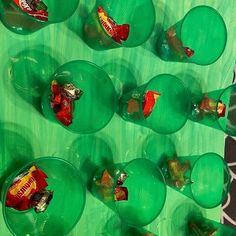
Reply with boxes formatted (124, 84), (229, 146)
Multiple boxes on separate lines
(156, 5), (227, 65)
(0, 0), (79, 34)
(160, 152), (230, 208)
(92, 158), (166, 226)
(83, 0), (155, 50)
(1, 157), (86, 236)
(41, 60), (117, 134)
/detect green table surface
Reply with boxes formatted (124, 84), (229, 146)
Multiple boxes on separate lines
(1, 0), (236, 235)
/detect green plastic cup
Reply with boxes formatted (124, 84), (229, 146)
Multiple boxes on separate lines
(0, 0), (79, 34)
(169, 202), (236, 236)
(160, 152), (231, 208)
(118, 74), (191, 134)
(83, 0), (155, 50)
(41, 60), (117, 134)
(190, 84), (236, 136)
(1, 157), (86, 236)
(156, 5), (227, 65)
(91, 158), (166, 226)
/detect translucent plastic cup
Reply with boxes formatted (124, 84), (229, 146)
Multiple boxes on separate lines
(187, 214), (236, 236)
(160, 152), (231, 208)
(0, 0), (79, 34)
(41, 60), (117, 134)
(83, 0), (155, 50)
(118, 74), (191, 134)
(91, 158), (166, 226)
(169, 202), (236, 236)
(1, 157), (86, 236)
(190, 84), (236, 136)
(156, 5), (227, 65)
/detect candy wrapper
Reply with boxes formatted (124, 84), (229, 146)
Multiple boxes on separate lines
(166, 27), (194, 60)
(6, 165), (53, 212)
(13, 0), (48, 21)
(50, 80), (83, 126)
(97, 6), (130, 44)
(142, 91), (161, 117)
(95, 169), (128, 201)
(188, 221), (218, 236)
(161, 158), (191, 189)
(127, 90), (161, 118)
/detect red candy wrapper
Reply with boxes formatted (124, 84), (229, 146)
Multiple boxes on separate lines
(143, 91), (161, 117)
(114, 186), (128, 201)
(6, 165), (49, 211)
(50, 80), (83, 126)
(13, 0), (48, 21)
(98, 6), (130, 44)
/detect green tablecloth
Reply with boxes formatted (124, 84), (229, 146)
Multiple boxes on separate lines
(0, 0), (236, 235)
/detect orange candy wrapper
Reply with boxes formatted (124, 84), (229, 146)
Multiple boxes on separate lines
(97, 6), (130, 44)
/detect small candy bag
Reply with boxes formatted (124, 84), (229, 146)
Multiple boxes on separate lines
(13, 0), (48, 21)
(50, 80), (83, 126)
(6, 165), (53, 212)
(97, 6), (130, 44)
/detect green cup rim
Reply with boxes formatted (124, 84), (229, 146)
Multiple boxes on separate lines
(1, 156), (86, 236)
(143, 73), (191, 134)
(189, 152), (231, 208)
(8, 0), (80, 24)
(180, 5), (227, 65)
(41, 59), (116, 134)
(114, 158), (167, 226)
(95, 0), (156, 48)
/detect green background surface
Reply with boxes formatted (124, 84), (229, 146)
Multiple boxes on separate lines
(0, 0), (236, 235)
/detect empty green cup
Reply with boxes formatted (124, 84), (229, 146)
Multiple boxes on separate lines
(83, 0), (155, 50)
(0, 0), (79, 34)
(156, 5), (227, 65)
(41, 60), (117, 134)
(91, 158), (166, 226)
(160, 152), (231, 208)
(1, 157), (86, 236)
(118, 74), (191, 134)
(190, 84), (236, 136)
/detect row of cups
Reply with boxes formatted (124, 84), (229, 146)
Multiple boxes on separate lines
(0, 1), (227, 65)
(1, 151), (235, 235)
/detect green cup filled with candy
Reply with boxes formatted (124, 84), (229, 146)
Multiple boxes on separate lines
(83, 0), (156, 50)
(0, 0), (80, 34)
(41, 60), (117, 134)
(1, 157), (86, 236)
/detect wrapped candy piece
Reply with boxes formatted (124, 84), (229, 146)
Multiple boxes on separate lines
(166, 27), (194, 59)
(13, 0), (48, 21)
(97, 6), (130, 44)
(142, 91), (161, 117)
(199, 96), (226, 117)
(31, 190), (53, 213)
(50, 80), (83, 126)
(6, 165), (51, 211)
(188, 222), (218, 236)
(114, 186), (128, 201)
(117, 172), (128, 185)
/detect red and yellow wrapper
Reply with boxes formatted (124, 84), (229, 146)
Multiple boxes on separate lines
(13, 0), (48, 21)
(6, 165), (48, 211)
(97, 6), (130, 44)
